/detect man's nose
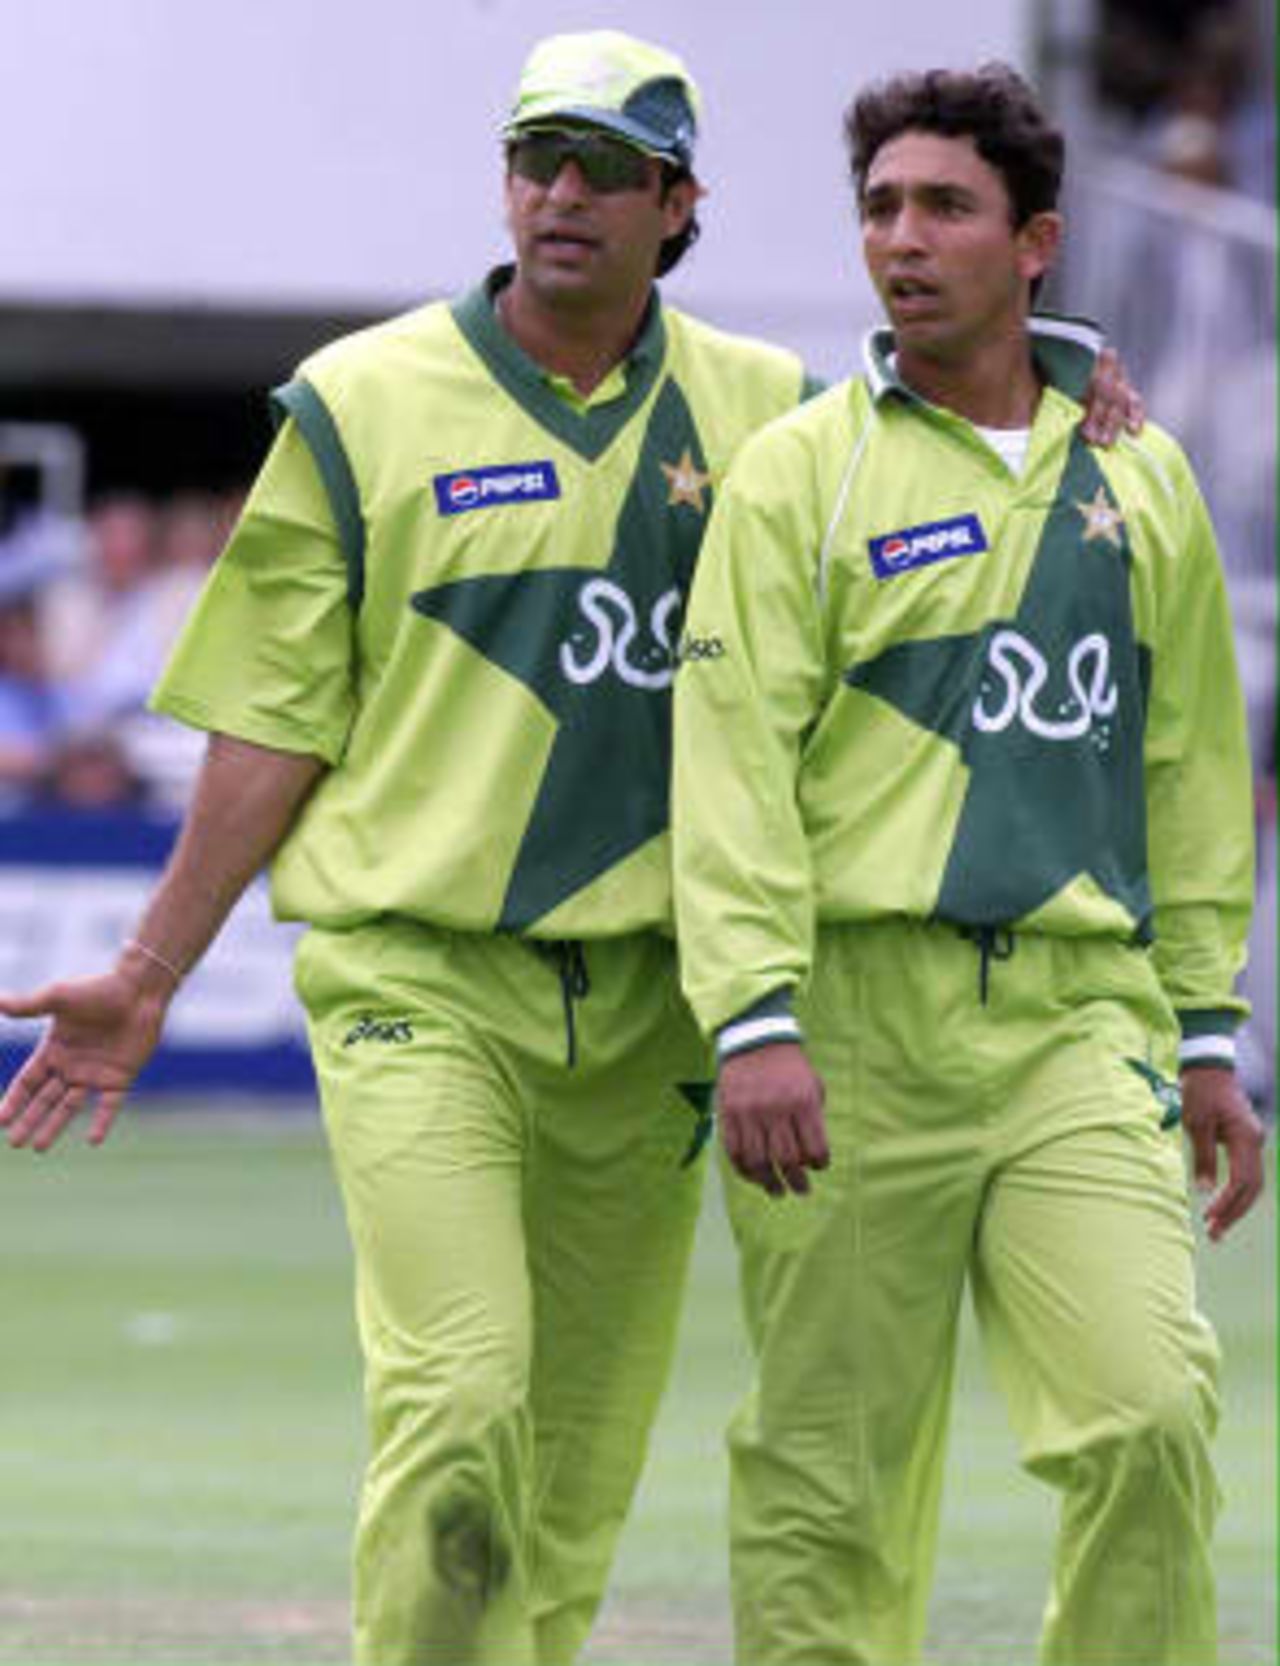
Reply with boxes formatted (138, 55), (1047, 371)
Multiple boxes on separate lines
(886, 201), (928, 252)
(545, 157), (591, 204)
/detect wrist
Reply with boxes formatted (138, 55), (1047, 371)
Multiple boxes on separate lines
(119, 937), (186, 996)
(717, 988), (802, 1066)
(1176, 1009), (1238, 1073)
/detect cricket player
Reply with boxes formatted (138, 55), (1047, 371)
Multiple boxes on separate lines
(0, 35), (1143, 1666)
(672, 63), (1265, 1666)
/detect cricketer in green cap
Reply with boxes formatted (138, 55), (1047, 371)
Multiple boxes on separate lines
(502, 28), (700, 169)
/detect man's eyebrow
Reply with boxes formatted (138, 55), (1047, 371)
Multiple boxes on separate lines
(863, 177), (979, 201)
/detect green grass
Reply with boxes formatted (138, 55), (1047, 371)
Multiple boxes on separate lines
(0, 1108), (1273, 1664)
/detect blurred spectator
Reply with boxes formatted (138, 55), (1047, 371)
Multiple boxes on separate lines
(112, 490), (227, 807)
(0, 593), (66, 807)
(1147, 10), (1249, 188)
(1096, 0), (1238, 117)
(42, 492), (162, 712)
(1096, 0), (1274, 200)
(41, 489), (224, 808)
(39, 729), (149, 811)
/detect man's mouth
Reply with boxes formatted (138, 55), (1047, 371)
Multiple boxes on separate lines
(886, 274), (945, 322)
(888, 274), (940, 301)
(536, 228), (600, 255)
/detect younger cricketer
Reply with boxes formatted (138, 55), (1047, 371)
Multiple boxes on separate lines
(673, 62), (1263, 1666)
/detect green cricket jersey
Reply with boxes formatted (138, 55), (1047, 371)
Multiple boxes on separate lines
(152, 269), (809, 937)
(673, 328), (1254, 1064)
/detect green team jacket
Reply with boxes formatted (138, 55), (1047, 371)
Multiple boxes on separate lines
(672, 329), (1254, 1068)
(152, 270), (809, 938)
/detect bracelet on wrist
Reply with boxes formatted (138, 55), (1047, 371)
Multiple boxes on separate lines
(124, 937), (186, 985)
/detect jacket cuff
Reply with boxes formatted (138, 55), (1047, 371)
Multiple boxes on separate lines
(1177, 1009), (1239, 1071)
(716, 989), (802, 1065)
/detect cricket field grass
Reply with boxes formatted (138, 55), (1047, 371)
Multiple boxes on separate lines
(0, 1106), (1273, 1665)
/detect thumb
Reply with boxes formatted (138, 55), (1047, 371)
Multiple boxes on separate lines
(0, 985), (62, 1020)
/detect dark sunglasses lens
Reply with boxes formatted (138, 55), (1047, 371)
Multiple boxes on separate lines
(512, 132), (651, 193)
(577, 137), (651, 191)
(511, 135), (565, 185)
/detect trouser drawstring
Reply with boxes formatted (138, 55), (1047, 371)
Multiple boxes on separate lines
(534, 940), (591, 1067)
(958, 925), (1016, 1004)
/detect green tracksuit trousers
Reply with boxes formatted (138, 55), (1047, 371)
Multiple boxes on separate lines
(726, 920), (1221, 1666)
(296, 920), (710, 1666)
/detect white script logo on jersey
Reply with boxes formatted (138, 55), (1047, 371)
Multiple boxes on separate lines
(559, 579), (682, 690)
(973, 628), (1118, 744)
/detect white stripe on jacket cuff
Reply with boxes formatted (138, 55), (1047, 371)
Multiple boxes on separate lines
(717, 1013), (803, 1063)
(1178, 1034), (1237, 1068)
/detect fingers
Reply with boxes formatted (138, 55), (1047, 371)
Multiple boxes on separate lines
(1182, 1070), (1267, 1243)
(6, 1076), (122, 1153)
(722, 1101), (829, 1198)
(1079, 410), (1120, 447)
(1079, 347), (1145, 446)
(1205, 1172), (1257, 1242)
(1184, 1107), (1220, 1194)
(723, 1109), (784, 1197)
(1079, 347), (1123, 447)
(87, 1092), (125, 1147)
(796, 1096), (830, 1172)
(0, 1037), (73, 1131)
(29, 1086), (90, 1154)
(6, 1070), (80, 1151)
(765, 1122), (811, 1197)
(2, 1045), (126, 1151)
(1204, 1118), (1267, 1243)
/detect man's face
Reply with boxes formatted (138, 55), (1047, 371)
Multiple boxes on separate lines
(504, 127), (695, 312)
(860, 130), (1059, 362)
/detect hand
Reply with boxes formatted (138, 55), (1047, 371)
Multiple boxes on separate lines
(1079, 346), (1145, 446)
(718, 1043), (829, 1197)
(1181, 1067), (1266, 1242)
(0, 964), (173, 1152)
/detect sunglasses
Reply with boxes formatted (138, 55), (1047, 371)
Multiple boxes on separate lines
(509, 129), (656, 195)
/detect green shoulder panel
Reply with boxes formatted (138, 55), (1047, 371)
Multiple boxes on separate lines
(270, 378), (366, 610)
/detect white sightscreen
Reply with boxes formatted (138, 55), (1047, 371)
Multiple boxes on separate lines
(4, 0), (1029, 369)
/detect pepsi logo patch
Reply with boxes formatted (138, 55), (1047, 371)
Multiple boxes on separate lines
(434, 461), (561, 516)
(868, 513), (987, 580)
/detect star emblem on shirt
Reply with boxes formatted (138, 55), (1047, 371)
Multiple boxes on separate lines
(1075, 485), (1126, 548)
(660, 449), (712, 513)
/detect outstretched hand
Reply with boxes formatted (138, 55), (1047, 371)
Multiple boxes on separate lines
(0, 965), (173, 1152)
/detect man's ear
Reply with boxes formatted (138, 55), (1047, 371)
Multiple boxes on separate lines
(1018, 210), (1063, 288)
(662, 174), (703, 238)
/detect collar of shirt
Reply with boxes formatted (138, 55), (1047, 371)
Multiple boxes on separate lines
(861, 316), (1104, 407)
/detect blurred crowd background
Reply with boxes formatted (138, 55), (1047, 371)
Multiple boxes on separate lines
(0, 0), (1273, 1103)
(0, 482), (240, 813)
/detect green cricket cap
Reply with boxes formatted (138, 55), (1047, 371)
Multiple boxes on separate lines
(503, 30), (701, 169)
